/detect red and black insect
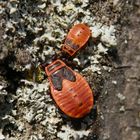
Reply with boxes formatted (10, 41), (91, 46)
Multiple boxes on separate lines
(45, 59), (94, 118)
(62, 23), (91, 56)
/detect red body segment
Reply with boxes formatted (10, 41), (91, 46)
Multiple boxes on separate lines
(45, 59), (94, 118)
(62, 23), (91, 56)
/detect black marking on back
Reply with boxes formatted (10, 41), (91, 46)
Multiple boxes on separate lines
(71, 44), (79, 50)
(50, 67), (76, 91)
(65, 38), (79, 50)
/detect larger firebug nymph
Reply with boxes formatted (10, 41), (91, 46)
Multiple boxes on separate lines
(62, 23), (91, 56)
(45, 59), (94, 118)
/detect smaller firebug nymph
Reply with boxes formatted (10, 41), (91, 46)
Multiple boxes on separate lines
(45, 59), (94, 118)
(62, 23), (91, 56)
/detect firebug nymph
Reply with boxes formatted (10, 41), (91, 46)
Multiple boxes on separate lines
(45, 59), (94, 118)
(62, 23), (91, 56)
